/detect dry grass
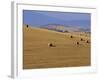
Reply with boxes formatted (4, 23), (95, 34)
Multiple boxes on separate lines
(23, 26), (91, 69)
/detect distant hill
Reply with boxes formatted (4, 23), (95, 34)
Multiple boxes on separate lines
(40, 24), (90, 32)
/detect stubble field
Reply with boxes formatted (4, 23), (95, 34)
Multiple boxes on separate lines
(23, 26), (90, 69)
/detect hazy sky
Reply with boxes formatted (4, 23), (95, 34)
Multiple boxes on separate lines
(23, 10), (91, 28)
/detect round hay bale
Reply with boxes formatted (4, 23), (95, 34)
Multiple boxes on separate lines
(80, 38), (83, 41)
(77, 42), (79, 45)
(26, 25), (29, 28)
(70, 35), (73, 38)
(86, 40), (89, 43)
(48, 43), (53, 47)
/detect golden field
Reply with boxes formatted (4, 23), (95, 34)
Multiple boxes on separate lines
(23, 26), (91, 69)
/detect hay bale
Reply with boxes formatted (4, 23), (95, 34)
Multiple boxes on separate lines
(86, 40), (90, 43)
(77, 42), (79, 45)
(26, 25), (29, 28)
(48, 43), (53, 47)
(70, 35), (73, 38)
(80, 38), (83, 41)
(48, 43), (55, 47)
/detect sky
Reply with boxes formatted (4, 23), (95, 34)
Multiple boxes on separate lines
(23, 10), (91, 29)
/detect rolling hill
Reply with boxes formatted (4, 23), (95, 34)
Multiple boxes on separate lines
(23, 26), (90, 69)
(40, 24), (90, 32)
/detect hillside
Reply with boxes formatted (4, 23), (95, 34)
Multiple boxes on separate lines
(40, 24), (90, 32)
(23, 26), (90, 69)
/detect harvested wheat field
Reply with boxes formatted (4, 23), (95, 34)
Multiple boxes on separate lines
(23, 26), (91, 69)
